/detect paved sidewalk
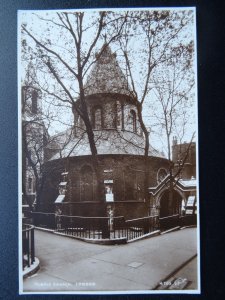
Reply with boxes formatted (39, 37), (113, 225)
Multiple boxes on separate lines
(23, 227), (198, 293)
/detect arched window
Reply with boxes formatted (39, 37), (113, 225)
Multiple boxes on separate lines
(80, 165), (94, 201)
(22, 86), (27, 113)
(28, 177), (33, 192)
(124, 170), (136, 200)
(92, 106), (103, 129)
(157, 168), (168, 183)
(31, 90), (38, 114)
(130, 110), (137, 133)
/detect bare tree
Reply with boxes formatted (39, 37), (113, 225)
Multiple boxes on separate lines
(115, 9), (195, 200)
(21, 10), (196, 215)
(149, 48), (195, 214)
(21, 58), (78, 211)
(21, 11), (127, 205)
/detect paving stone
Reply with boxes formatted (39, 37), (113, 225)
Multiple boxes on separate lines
(127, 262), (144, 268)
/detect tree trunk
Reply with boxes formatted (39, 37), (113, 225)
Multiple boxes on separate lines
(135, 102), (151, 213)
(76, 78), (105, 207)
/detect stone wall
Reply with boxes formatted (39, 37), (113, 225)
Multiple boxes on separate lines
(73, 93), (143, 136)
(38, 154), (170, 219)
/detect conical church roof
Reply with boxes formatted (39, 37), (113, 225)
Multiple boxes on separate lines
(84, 45), (131, 96)
(49, 128), (165, 160)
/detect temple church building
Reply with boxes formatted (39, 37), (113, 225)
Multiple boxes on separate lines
(32, 45), (196, 219)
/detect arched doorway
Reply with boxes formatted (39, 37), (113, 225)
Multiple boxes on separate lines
(159, 189), (183, 217)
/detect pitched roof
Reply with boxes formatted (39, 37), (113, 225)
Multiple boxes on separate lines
(84, 45), (131, 96)
(148, 175), (196, 196)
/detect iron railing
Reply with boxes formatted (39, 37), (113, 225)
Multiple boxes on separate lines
(125, 215), (159, 240)
(159, 214), (197, 231)
(22, 224), (35, 270)
(32, 212), (56, 229)
(159, 214), (180, 231)
(179, 214), (197, 227)
(31, 212), (160, 241)
(60, 215), (111, 239)
(31, 212), (196, 241)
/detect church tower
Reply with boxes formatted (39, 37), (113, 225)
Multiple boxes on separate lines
(22, 63), (46, 210)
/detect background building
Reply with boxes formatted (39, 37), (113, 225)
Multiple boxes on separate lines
(172, 137), (196, 179)
(22, 84), (47, 210)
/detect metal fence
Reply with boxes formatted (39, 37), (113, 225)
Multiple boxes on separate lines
(125, 215), (159, 240)
(22, 224), (35, 270)
(60, 215), (112, 239)
(179, 214), (197, 227)
(159, 214), (197, 231)
(31, 212), (160, 241)
(31, 212), (196, 241)
(159, 214), (180, 231)
(32, 212), (56, 229)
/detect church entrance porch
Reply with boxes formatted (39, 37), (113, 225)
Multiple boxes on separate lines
(159, 189), (183, 218)
(159, 189), (183, 231)
(149, 176), (197, 232)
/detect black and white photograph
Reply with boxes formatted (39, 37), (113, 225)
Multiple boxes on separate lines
(18, 7), (199, 294)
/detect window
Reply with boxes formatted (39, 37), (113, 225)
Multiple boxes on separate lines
(124, 171), (136, 200)
(130, 110), (137, 133)
(22, 86), (27, 113)
(28, 177), (32, 192)
(157, 168), (168, 183)
(80, 165), (94, 201)
(27, 150), (32, 166)
(31, 90), (38, 114)
(121, 103), (125, 130)
(93, 106), (102, 129)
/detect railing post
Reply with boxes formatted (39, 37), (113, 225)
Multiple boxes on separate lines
(143, 218), (149, 234)
(102, 218), (110, 239)
(27, 230), (30, 267)
(23, 224), (36, 270)
(31, 227), (35, 264)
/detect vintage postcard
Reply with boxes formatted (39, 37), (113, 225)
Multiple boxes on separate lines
(18, 7), (200, 295)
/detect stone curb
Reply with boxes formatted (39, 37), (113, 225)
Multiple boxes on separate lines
(160, 226), (180, 235)
(53, 231), (127, 245)
(34, 226), (55, 233)
(180, 225), (197, 230)
(127, 230), (160, 243)
(23, 257), (40, 279)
